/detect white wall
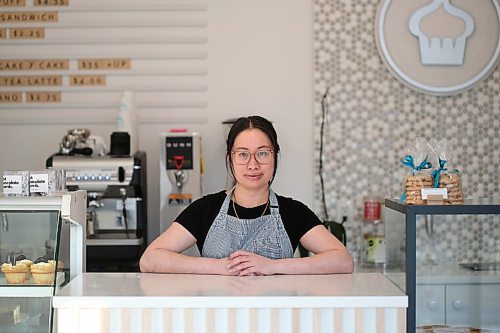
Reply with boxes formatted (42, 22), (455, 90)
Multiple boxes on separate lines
(0, 0), (314, 244)
(205, 0), (315, 199)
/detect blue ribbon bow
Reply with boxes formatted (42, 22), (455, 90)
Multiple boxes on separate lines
(431, 158), (447, 188)
(401, 155), (432, 173)
(399, 155), (432, 204)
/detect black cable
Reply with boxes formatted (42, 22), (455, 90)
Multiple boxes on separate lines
(122, 197), (129, 238)
(319, 88), (330, 221)
(120, 188), (130, 238)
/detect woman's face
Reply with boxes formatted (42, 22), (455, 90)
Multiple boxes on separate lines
(231, 128), (275, 190)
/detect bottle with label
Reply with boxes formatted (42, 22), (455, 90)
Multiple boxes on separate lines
(116, 91), (139, 155)
(361, 194), (386, 268)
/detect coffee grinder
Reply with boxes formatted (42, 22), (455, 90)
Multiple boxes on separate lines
(159, 132), (202, 252)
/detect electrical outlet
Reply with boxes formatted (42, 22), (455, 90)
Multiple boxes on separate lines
(335, 198), (354, 224)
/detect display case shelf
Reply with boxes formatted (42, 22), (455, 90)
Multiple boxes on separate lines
(385, 197), (500, 215)
(384, 198), (500, 333)
(0, 272), (66, 297)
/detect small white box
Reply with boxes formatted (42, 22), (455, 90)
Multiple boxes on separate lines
(2, 171), (29, 196)
(421, 188), (448, 200)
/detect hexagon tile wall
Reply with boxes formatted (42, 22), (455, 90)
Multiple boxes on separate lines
(312, 0), (500, 265)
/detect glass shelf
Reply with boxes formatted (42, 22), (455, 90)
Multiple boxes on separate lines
(0, 272), (66, 297)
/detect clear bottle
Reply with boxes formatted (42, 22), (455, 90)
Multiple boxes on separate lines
(361, 193), (386, 268)
(116, 91), (139, 155)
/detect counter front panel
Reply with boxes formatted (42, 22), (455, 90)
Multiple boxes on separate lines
(53, 272), (407, 333)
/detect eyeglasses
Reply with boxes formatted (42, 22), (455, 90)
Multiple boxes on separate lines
(231, 150), (273, 165)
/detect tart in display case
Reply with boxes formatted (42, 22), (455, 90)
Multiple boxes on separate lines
(0, 191), (85, 332)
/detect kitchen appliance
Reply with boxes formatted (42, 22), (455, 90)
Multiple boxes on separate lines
(159, 132), (202, 241)
(58, 128), (107, 157)
(46, 151), (147, 272)
(59, 128), (92, 156)
(459, 262), (500, 271)
(109, 131), (130, 156)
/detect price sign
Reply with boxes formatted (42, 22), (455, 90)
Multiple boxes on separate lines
(9, 27), (45, 39)
(34, 0), (68, 5)
(78, 58), (131, 70)
(26, 91), (61, 103)
(70, 75), (106, 86)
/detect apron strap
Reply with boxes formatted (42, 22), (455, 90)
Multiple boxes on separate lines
(269, 189), (280, 215)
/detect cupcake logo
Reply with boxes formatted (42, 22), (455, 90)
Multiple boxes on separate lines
(409, 0), (474, 65)
(375, 0), (500, 95)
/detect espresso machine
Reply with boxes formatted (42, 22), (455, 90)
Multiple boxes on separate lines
(159, 132), (202, 246)
(46, 151), (147, 272)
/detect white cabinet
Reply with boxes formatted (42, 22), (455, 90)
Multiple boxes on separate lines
(416, 281), (500, 331)
(416, 284), (445, 324)
(446, 284), (500, 329)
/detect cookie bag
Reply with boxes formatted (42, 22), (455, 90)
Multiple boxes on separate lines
(400, 137), (433, 205)
(429, 139), (464, 205)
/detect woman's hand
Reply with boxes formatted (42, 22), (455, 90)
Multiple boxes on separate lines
(226, 250), (275, 276)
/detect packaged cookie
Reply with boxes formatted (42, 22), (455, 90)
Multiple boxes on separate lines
(400, 137), (433, 205)
(429, 139), (464, 205)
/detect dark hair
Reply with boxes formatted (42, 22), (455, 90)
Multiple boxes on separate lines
(226, 116), (280, 184)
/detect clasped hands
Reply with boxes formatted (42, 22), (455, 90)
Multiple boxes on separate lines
(224, 250), (274, 276)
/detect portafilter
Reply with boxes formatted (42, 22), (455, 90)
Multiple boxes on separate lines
(59, 128), (93, 155)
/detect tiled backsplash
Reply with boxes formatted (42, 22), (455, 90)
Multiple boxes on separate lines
(312, 0), (500, 262)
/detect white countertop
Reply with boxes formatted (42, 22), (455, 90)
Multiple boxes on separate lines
(416, 263), (500, 284)
(53, 272), (407, 309)
(384, 263), (500, 291)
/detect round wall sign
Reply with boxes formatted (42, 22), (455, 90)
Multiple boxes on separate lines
(375, 0), (500, 95)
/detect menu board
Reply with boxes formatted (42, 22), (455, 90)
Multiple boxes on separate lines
(0, 0), (208, 111)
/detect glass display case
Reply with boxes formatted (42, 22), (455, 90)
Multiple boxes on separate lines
(384, 198), (500, 333)
(0, 191), (85, 333)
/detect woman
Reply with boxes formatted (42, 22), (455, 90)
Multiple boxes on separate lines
(140, 116), (354, 275)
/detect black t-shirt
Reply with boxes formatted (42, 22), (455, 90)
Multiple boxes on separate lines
(175, 190), (323, 254)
